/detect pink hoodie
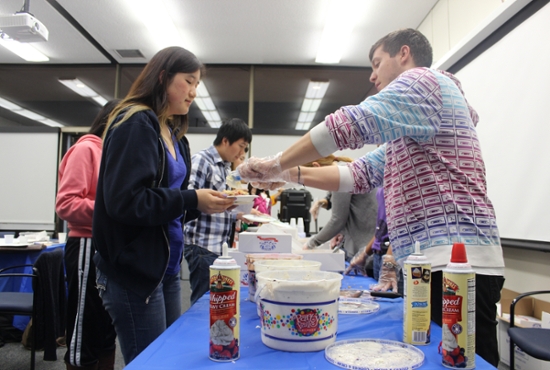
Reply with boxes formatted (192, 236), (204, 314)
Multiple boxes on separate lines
(56, 134), (102, 238)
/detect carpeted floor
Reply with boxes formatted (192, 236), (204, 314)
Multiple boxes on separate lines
(1, 278), (192, 370)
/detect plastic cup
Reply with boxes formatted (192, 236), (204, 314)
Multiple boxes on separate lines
(58, 232), (67, 243)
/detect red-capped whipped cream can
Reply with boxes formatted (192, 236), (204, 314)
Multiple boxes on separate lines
(441, 243), (475, 369)
(209, 246), (240, 362)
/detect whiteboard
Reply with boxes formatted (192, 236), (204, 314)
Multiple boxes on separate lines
(455, 3), (550, 242)
(0, 130), (59, 230)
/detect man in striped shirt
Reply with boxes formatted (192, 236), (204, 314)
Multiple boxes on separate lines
(184, 118), (252, 305)
(237, 29), (504, 367)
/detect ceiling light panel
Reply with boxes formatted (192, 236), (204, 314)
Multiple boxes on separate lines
(0, 96), (64, 127)
(0, 37), (49, 62)
(315, 0), (365, 64)
(194, 82), (222, 128)
(295, 80), (330, 131)
(0, 97), (20, 110)
(59, 78), (108, 106)
(305, 81), (330, 99)
(128, 0), (184, 49)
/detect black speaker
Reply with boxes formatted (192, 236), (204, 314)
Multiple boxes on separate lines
(278, 189), (312, 236)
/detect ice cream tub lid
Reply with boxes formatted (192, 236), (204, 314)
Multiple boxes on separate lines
(325, 338), (425, 370)
(338, 298), (380, 315)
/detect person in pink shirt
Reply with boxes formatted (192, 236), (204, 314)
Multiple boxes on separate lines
(250, 187), (271, 215)
(56, 100), (119, 370)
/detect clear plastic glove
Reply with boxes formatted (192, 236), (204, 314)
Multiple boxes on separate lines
(344, 249), (368, 276)
(371, 254), (399, 292)
(237, 152), (284, 183)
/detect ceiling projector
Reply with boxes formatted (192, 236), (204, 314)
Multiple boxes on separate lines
(0, 12), (49, 42)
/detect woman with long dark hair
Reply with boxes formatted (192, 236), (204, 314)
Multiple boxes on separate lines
(92, 47), (234, 364)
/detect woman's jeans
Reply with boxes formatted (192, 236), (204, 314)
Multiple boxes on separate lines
(96, 268), (181, 365)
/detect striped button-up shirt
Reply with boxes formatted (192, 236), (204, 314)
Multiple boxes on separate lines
(184, 145), (235, 254)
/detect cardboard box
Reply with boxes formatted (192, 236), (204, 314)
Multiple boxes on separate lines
(501, 313), (543, 328)
(228, 249), (248, 270)
(238, 232), (292, 253)
(296, 249), (345, 272)
(239, 270), (249, 287)
(498, 288), (550, 370)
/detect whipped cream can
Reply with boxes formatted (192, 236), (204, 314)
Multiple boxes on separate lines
(441, 243), (475, 369)
(403, 241), (431, 345)
(209, 243), (240, 362)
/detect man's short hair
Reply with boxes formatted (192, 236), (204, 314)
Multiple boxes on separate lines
(213, 118), (252, 146)
(369, 28), (433, 68)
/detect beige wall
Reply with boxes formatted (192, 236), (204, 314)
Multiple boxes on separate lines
(418, 0), (504, 64)
(503, 248), (550, 302)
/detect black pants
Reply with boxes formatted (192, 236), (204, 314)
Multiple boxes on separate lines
(184, 244), (219, 306)
(431, 271), (505, 367)
(64, 237), (117, 366)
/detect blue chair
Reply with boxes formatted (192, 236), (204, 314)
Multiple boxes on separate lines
(508, 290), (550, 370)
(0, 248), (66, 369)
(0, 264), (38, 370)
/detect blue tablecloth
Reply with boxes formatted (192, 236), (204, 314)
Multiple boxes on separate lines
(126, 275), (495, 369)
(0, 243), (65, 330)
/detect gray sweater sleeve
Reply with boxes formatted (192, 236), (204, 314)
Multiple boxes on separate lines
(309, 191), (352, 247)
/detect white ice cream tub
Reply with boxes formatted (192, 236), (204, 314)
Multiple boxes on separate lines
(256, 270), (342, 352)
(246, 253), (302, 302)
(253, 259), (322, 309)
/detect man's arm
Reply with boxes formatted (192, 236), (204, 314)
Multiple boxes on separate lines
(238, 69), (443, 187)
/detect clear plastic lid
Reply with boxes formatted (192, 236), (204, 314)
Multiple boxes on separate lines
(338, 298), (379, 315)
(325, 338), (425, 370)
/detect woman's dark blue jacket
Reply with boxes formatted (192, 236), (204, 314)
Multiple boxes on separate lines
(93, 110), (199, 301)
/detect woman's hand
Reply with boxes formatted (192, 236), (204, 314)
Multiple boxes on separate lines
(330, 234), (344, 249)
(309, 199), (323, 220)
(302, 240), (315, 250)
(344, 249), (368, 275)
(195, 189), (235, 214)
